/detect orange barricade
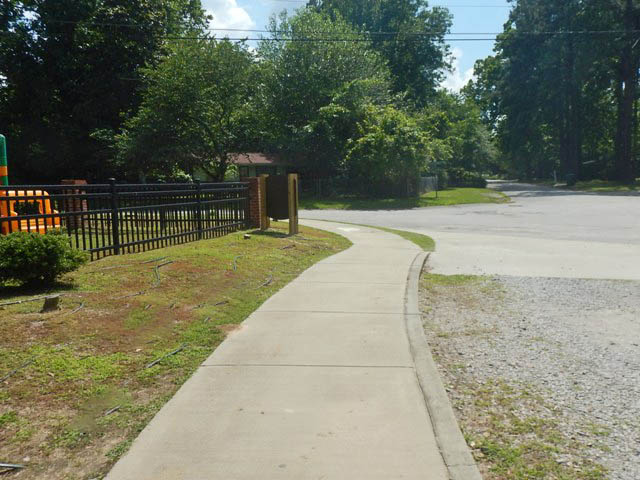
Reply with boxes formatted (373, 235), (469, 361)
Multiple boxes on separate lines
(0, 190), (61, 235)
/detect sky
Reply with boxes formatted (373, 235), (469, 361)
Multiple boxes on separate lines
(201, 0), (513, 91)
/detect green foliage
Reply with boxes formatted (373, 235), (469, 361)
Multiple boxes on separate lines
(446, 167), (487, 188)
(345, 106), (432, 197)
(468, 0), (640, 183)
(0, 231), (88, 286)
(419, 92), (499, 176)
(115, 38), (254, 180)
(1, 1), (496, 192)
(310, 0), (453, 105)
(257, 9), (391, 175)
(0, 0), (208, 182)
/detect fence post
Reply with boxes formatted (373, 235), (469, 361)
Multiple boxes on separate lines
(244, 182), (250, 229)
(108, 178), (120, 255)
(195, 180), (203, 240)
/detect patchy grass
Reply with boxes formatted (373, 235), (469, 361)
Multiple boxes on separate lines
(422, 273), (479, 287)
(462, 379), (608, 480)
(0, 222), (350, 480)
(420, 273), (608, 480)
(299, 187), (509, 210)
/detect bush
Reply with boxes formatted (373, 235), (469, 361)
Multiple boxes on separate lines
(446, 168), (487, 188)
(0, 231), (88, 286)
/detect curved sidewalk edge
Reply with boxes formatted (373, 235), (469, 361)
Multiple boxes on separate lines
(405, 252), (483, 480)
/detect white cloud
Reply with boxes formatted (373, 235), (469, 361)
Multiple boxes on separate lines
(205, 0), (255, 32)
(441, 47), (475, 92)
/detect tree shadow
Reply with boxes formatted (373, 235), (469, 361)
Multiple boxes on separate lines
(0, 281), (76, 301)
(248, 228), (290, 238)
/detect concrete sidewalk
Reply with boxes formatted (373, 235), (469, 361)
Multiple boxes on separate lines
(106, 221), (450, 480)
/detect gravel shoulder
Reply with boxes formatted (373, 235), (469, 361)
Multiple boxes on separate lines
(420, 273), (640, 480)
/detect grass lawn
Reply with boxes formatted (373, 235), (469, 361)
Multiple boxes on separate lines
(571, 179), (638, 193)
(299, 187), (509, 210)
(534, 179), (639, 193)
(0, 223), (350, 480)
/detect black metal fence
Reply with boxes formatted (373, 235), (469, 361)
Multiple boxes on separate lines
(0, 180), (250, 260)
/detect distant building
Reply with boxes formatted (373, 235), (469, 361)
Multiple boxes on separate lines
(231, 153), (293, 178)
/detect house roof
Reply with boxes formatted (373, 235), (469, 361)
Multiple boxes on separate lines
(229, 153), (289, 166)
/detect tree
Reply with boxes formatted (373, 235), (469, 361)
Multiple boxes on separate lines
(419, 91), (499, 177)
(0, 0), (207, 182)
(613, 0), (640, 182)
(309, 0), (452, 105)
(470, 0), (640, 182)
(345, 105), (432, 196)
(256, 9), (391, 176)
(115, 38), (254, 181)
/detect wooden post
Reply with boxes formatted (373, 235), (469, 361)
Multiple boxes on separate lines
(259, 174), (269, 230)
(108, 179), (120, 255)
(288, 174), (299, 235)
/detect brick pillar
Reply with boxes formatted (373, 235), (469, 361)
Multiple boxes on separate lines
(61, 179), (88, 231)
(243, 177), (267, 229)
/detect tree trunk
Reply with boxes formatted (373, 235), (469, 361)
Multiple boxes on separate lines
(614, 0), (639, 183)
(561, 13), (581, 179)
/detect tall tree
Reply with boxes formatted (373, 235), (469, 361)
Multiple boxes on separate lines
(115, 38), (254, 181)
(471, 0), (640, 182)
(257, 9), (391, 176)
(345, 105), (432, 196)
(613, 0), (640, 182)
(308, 0), (452, 105)
(0, 0), (207, 182)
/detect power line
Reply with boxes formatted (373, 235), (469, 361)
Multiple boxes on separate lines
(266, 0), (510, 5)
(161, 36), (499, 41)
(36, 19), (640, 38)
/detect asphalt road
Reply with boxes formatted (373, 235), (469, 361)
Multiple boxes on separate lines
(300, 182), (640, 280)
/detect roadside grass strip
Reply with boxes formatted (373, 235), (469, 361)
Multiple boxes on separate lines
(300, 187), (509, 210)
(571, 180), (638, 192)
(373, 227), (436, 252)
(313, 220), (436, 252)
(0, 222), (350, 480)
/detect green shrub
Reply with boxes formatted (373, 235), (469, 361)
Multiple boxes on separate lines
(446, 168), (487, 188)
(0, 231), (88, 286)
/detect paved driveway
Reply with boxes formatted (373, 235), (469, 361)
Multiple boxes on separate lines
(301, 182), (640, 280)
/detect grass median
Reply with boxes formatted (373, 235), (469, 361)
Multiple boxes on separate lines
(300, 187), (509, 210)
(0, 222), (350, 480)
(535, 179), (639, 193)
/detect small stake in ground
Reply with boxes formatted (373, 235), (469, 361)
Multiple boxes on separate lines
(40, 295), (61, 313)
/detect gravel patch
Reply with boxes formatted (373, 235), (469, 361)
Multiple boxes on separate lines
(421, 274), (640, 480)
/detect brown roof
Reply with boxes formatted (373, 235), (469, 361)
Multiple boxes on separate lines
(229, 153), (289, 166)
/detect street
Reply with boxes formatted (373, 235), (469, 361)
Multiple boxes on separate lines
(301, 182), (640, 280)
